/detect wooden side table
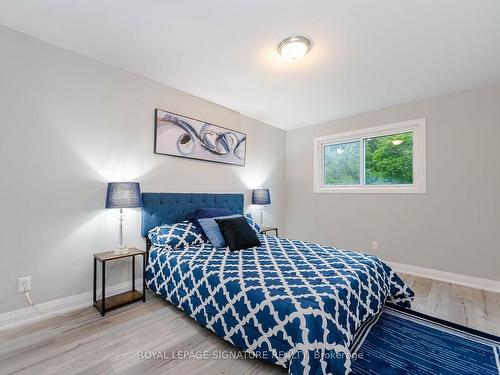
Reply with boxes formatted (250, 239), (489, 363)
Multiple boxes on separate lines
(260, 226), (279, 236)
(93, 248), (146, 316)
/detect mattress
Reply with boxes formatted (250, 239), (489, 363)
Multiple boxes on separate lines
(145, 234), (414, 375)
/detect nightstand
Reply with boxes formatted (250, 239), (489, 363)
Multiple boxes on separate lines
(93, 248), (146, 316)
(260, 226), (279, 236)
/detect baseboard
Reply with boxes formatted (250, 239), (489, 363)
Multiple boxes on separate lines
(0, 278), (143, 331)
(387, 261), (500, 293)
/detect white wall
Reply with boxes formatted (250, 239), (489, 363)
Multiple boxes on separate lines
(285, 85), (500, 281)
(0, 26), (286, 314)
(2, 22), (499, 319)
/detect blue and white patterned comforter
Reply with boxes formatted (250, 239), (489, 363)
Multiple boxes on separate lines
(145, 234), (414, 375)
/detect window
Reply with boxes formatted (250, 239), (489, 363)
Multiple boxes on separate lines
(314, 118), (426, 193)
(323, 141), (360, 185)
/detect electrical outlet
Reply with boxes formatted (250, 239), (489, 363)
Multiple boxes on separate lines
(18, 277), (31, 292)
(371, 241), (378, 250)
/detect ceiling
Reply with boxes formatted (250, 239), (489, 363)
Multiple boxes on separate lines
(1, 1), (499, 130)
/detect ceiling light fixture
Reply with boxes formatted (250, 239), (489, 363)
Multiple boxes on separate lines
(278, 36), (312, 62)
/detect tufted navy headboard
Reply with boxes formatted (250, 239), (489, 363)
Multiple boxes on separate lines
(141, 192), (244, 237)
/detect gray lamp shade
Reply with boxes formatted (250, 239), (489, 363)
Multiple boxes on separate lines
(105, 182), (142, 209)
(252, 188), (271, 205)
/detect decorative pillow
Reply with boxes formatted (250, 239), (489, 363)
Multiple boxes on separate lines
(197, 214), (240, 248)
(148, 221), (206, 249)
(245, 213), (261, 234)
(191, 207), (233, 220)
(215, 216), (261, 251)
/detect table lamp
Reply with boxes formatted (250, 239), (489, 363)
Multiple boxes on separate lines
(105, 182), (141, 254)
(252, 188), (271, 226)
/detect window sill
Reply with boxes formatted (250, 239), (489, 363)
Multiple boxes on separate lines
(314, 186), (426, 194)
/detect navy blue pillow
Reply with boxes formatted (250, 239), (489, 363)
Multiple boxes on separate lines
(187, 208), (234, 241)
(191, 207), (233, 220)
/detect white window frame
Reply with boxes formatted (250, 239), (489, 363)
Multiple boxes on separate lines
(313, 118), (426, 194)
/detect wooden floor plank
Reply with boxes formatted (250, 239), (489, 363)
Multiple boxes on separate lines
(0, 275), (498, 375)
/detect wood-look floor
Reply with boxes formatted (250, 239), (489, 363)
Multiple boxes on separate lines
(1, 274), (499, 375)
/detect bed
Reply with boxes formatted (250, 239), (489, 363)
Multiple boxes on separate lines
(142, 193), (414, 375)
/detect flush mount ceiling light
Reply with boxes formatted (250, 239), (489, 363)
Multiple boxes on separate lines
(278, 36), (312, 62)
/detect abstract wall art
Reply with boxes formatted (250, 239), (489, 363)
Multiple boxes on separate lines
(154, 109), (246, 166)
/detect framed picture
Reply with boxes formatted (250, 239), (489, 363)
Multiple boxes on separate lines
(154, 109), (246, 166)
